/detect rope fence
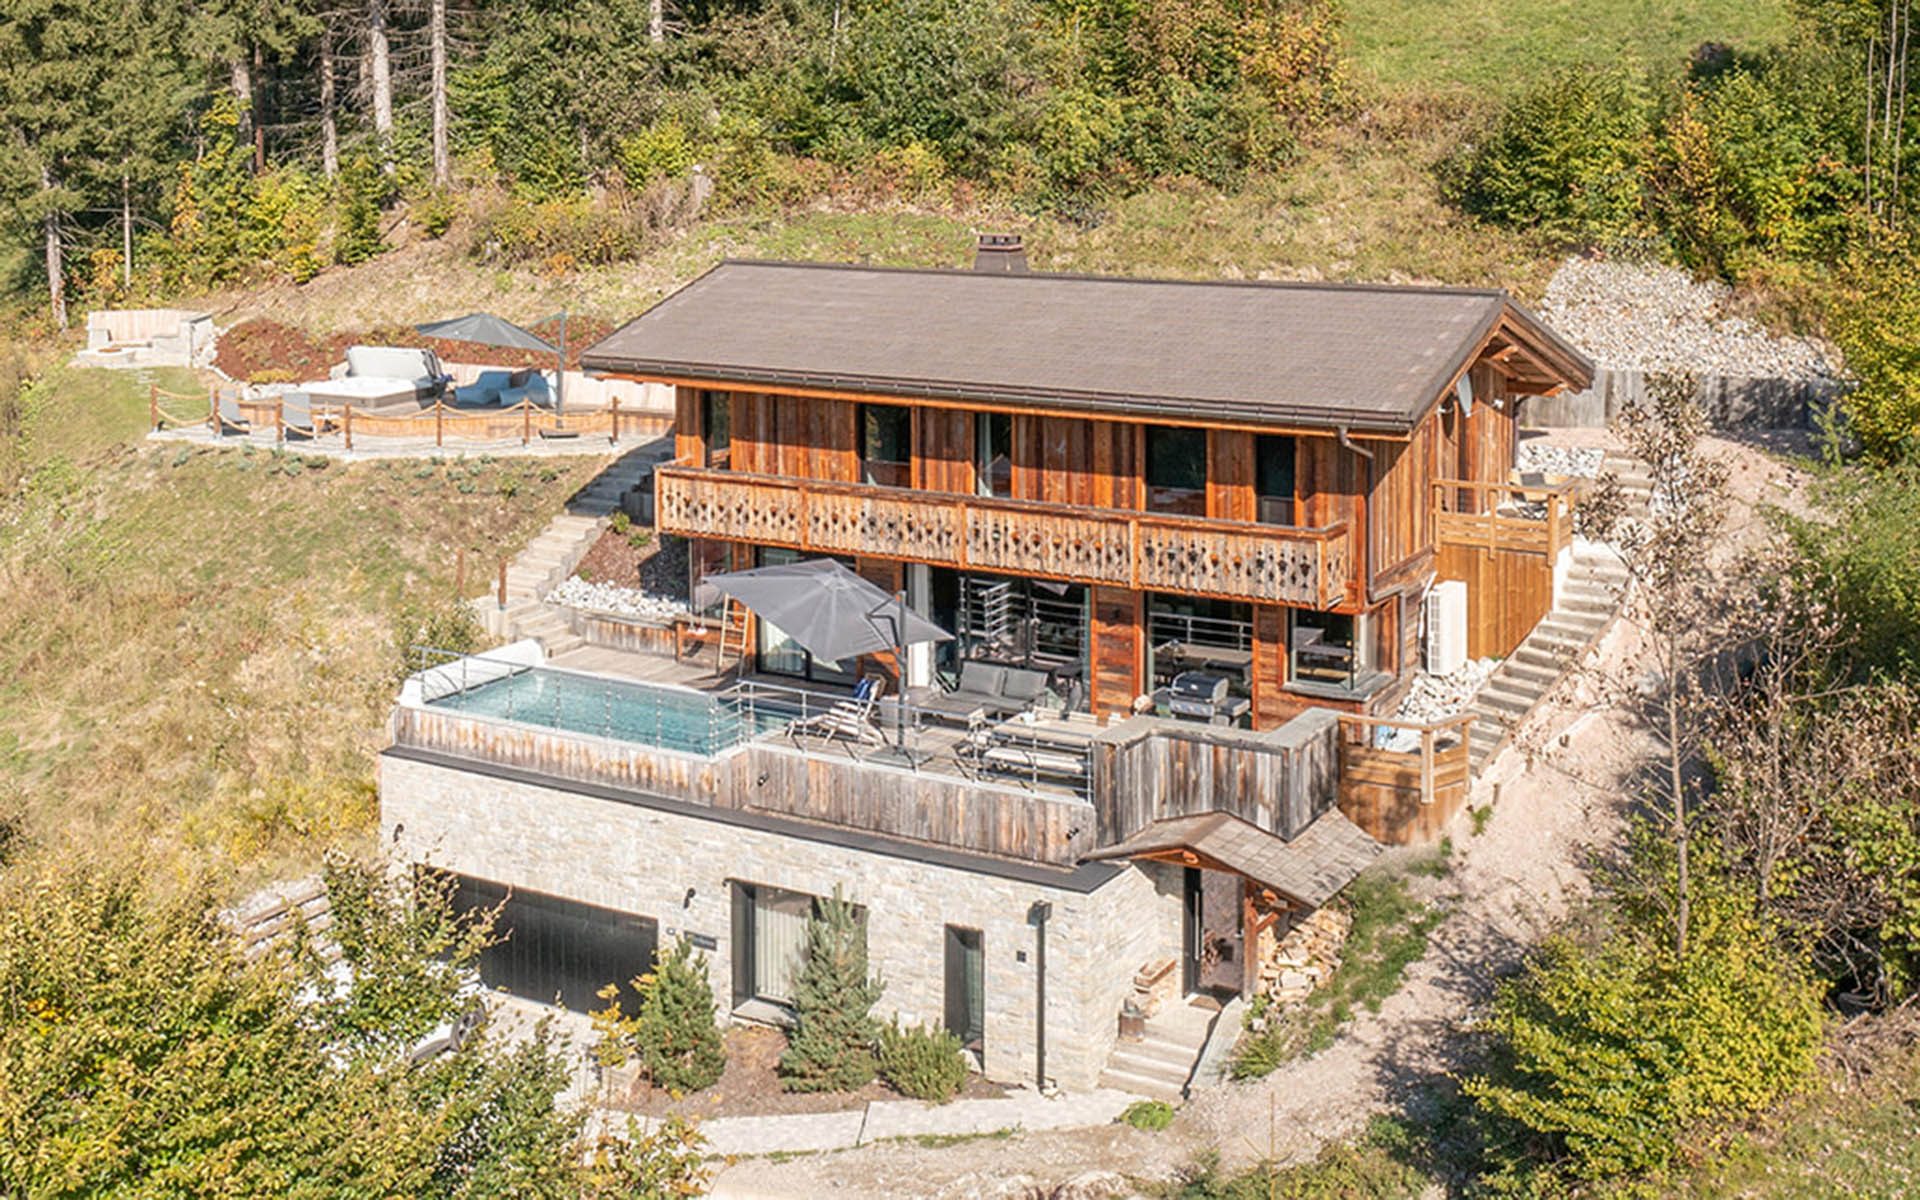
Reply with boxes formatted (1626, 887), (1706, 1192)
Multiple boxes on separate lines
(151, 383), (671, 450)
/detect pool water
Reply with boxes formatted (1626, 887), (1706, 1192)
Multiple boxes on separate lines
(429, 668), (784, 755)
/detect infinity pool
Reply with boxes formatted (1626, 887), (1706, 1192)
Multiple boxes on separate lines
(428, 668), (785, 755)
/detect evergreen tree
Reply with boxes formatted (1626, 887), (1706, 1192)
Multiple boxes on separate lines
(628, 937), (727, 1093)
(777, 886), (885, 1092)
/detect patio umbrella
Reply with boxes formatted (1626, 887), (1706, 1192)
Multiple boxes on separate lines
(415, 311), (568, 415)
(704, 558), (950, 664)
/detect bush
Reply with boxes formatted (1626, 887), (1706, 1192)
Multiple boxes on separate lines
(391, 598), (487, 681)
(1829, 234), (1920, 463)
(1464, 861), (1825, 1185)
(618, 119), (700, 187)
(594, 937), (727, 1094)
(1443, 66), (1652, 245)
(876, 1020), (968, 1103)
(1121, 1099), (1175, 1131)
(777, 887), (885, 1092)
(1786, 461), (1920, 676)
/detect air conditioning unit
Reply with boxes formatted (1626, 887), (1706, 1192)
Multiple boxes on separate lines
(1425, 580), (1469, 676)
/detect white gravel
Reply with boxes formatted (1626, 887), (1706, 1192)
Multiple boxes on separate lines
(1541, 258), (1836, 381)
(549, 576), (687, 621)
(1395, 658), (1497, 726)
(1516, 442), (1603, 479)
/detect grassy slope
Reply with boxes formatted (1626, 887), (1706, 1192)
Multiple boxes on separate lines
(0, 365), (602, 876)
(1345, 0), (1793, 96)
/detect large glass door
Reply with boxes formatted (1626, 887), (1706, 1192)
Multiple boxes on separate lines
(754, 547), (856, 685)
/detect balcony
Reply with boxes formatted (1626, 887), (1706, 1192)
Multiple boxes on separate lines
(655, 464), (1352, 608)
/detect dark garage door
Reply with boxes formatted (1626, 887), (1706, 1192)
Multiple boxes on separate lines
(452, 876), (658, 1013)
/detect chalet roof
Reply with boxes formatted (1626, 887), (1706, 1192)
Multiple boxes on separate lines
(1085, 809), (1380, 908)
(580, 260), (1593, 434)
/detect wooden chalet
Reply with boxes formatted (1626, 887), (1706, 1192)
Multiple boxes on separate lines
(582, 251), (1594, 730)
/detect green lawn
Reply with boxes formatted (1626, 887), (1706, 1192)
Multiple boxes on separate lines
(1345, 0), (1795, 97)
(0, 365), (602, 876)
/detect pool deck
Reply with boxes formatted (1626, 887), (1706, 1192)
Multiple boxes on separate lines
(546, 643), (1099, 802)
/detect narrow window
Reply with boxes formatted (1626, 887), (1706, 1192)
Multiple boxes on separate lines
(975, 412), (1012, 498)
(700, 391), (730, 467)
(1288, 609), (1371, 691)
(943, 925), (985, 1058)
(730, 881), (817, 1009)
(1255, 434), (1295, 525)
(861, 403), (912, 488)
(1146, 425), (1207, 516)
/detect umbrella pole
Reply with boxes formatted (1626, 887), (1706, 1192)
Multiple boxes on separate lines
(895, 590), (908, 754)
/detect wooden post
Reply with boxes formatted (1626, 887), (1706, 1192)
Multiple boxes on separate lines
(497, 558), (507, 609)
(609, 394), (620, 445)
(275, 399), (284, 444)
(343, 404), (353, 451)
(455, 547), (466, 596)
(1241, 878), (1259, 997)
(435, 401), (444, 448)
(208, 387), (218, 432)
(1420, 725), (1435, 804)
(149, 384), (158, 431)
(522, 400), (531, 446)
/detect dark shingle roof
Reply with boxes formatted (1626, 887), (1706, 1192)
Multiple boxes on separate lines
(581, 260), (1591, 433)
(1085, 810), (1380, 908)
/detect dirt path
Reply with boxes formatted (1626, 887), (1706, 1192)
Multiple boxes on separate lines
(708, 435), (1807, 1200)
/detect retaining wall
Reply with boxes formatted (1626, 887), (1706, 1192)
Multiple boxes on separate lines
(1523, 367), (1841, 431)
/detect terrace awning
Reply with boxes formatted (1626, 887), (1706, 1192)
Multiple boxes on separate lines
(415, 312), (557, 354)
(704, 558), (952, 665)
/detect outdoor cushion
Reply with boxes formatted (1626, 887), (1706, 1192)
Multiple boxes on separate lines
(456, 369), (517, 406)
(346, 345), (439, 382)
(956, 662), (1006, 698)
(1000, 668), (1050, 703)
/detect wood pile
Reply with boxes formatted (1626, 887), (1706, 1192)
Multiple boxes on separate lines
(1257, 906), (1351, 1005)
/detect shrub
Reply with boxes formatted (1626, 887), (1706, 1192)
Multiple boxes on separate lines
(876, 1020), (968, 1103)
(594, 937), (727, 1094)
(1121, 1099), (1174, 1131)
(334, 157), (390, 266)
(618, 120), (700, 187)
(1786, 461), (1920, 677)
(778, 887), (885, 1092)
(1442, 66), (1653, 245)
(1828, 234), (1920, 463)
(390, 598), (486, 681)
(1464, 862), (1825, 1185)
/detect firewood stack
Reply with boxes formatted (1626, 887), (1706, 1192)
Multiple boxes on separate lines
(1257, 906), (1352, 1005)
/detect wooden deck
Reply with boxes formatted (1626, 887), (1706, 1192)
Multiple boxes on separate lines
(655, 464), (1351, 608)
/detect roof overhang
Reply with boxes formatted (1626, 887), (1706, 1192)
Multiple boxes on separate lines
(1085, 810), (1380, 909)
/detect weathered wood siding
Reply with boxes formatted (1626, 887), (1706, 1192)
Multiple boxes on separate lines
(1335, 718), (1473, 845)
(1090, 585), (1144, 717)
(392, 704), (1095, 864)
(1088, 710), (1340, 844)
(1435, 541), (1555, 659)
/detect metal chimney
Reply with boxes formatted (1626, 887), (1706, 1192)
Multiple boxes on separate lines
(973, 233), (1028, 274)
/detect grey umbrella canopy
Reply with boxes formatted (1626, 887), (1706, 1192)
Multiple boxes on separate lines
(415, 312), (557, 354)
(704, 558), (951, 665)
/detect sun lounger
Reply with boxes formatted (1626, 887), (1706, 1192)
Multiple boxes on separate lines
(788, 677), (887, 748)
(280, 392), (323, 439)
(216, 395), (250, 435)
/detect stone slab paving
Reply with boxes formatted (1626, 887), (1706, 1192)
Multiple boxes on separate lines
(680, 1086), (1139, 1159)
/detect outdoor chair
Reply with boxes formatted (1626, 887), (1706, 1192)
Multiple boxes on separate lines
(915, 661), (1052, 726)
(215, 394), (251, 436)
(786, 676), (887, 749)
(280, 392), (322, 440)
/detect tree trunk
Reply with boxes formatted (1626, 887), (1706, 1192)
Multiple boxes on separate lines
(649, 0), (665, 44)
(1667, 640), (1689, 960)
(369, 0), (394, 172)
(230, 55), (253, 147)
(42, 164), (65, 329)
(251, 41), (267, 173)
(430, 0), (449, 186)
(320, 25), (338, 179)
(121, 174), (131, 289)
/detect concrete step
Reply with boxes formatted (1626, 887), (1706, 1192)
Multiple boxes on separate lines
(1497, 660), (1562, 688)
(540, 633), (586, 657)
(1535, 618), (1604, 642)
(1097, 1065), (1186, 1103)
(1110, 1034), (1201, 1072)
(1475, 687), (1537, 716)
(1512, 646), (1578, 672)
(1557, 593), (1615, 616)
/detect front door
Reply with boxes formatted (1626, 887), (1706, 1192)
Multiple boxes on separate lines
(1182, 868), (1245, 998)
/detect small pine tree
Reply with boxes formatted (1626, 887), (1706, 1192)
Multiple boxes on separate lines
(777, 887), (885, 1092)
(594, 936), (726, 1093)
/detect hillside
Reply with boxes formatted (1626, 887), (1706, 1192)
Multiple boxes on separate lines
(0, 364), (603, 878)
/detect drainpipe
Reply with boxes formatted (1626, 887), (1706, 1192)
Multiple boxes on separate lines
(1336, 424), (1375, 461)
(1028, 899), (1052, 1092)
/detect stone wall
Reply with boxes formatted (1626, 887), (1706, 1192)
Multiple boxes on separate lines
(1523, 367), (1840, 431)
(380, 753), (1182, 1091)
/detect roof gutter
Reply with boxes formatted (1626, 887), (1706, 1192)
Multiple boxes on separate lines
(1337, 425), (1376, 460)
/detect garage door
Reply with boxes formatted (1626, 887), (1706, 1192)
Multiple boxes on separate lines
(452, 875), (658, 1013)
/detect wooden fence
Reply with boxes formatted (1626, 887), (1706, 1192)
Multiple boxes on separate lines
(1334, 713), (1474, 845)
(153, 384), (670, 449)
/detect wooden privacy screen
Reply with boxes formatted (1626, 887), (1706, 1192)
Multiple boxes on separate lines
(1431, 478), (1578, 659)
(1334, 713), (1474, 845)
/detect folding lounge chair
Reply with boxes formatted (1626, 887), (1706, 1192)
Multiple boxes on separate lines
(787, 677), (887, 748)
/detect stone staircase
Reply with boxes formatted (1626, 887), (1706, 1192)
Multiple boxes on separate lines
(475, 446), (668, 656)
(1464, 453), (1651, 775)
(1098, 1000), (1220, 1103)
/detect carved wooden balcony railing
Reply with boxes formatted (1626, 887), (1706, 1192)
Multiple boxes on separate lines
(656, 465), (1351, 608)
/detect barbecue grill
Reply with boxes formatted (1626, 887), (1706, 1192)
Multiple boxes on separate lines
(1165, 671), (1251, 725)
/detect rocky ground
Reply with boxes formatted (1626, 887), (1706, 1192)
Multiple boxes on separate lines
(705, 432), (1811, 1200)
(1541, 257), (1837, 381)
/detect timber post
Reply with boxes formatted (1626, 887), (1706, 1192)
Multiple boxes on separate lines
(208, 387), (217, 432)
(435, 401), (444, 448)
(609, 394), (619, 445)
(275, 399), (284, 444)
(343, 404), (353, 451)
(497, 558), (507, 609)
(149, 384), (158, 431)
(455, 547), (466, 596)
(522, 400), (531, 447)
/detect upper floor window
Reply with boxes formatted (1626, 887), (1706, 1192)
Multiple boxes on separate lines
(975, 412), (1012, 499)
(1147, 425), (1207, 516)
(1255, 434), (1295, 525)
(700, 391), (730, 467)
(861, 404), (911, 488)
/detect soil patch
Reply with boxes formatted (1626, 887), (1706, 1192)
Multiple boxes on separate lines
(606, 1026), (1005, 1120)
(214, 315), (618, 383)
(573, 527), (687, 599)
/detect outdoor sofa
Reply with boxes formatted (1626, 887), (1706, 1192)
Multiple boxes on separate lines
(914, 661), (1053, 726)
